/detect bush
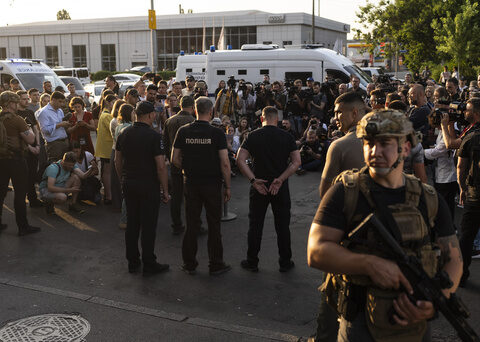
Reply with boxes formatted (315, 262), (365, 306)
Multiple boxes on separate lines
(90, 70), (112, 82)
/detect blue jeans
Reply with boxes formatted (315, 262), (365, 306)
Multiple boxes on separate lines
(290, 116), (303, 136)
(302, 159), (323, 171)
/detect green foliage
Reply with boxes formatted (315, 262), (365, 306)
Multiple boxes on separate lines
(354, 0), (480, 74)
(56, 9), (71, 20)
(90, 70), (176, 82)
(432, 1), (480, 78)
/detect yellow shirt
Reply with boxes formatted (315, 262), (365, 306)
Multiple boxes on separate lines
(95, 110), (113, 159)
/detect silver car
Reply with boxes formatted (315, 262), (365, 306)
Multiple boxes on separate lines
(59, 76), (91, 109)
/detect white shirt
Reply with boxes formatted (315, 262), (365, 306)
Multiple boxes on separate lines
(75, 151), (95, 173)
(424, 132), (457, 183)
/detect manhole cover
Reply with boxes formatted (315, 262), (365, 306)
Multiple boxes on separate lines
(0, 314), (90, 342)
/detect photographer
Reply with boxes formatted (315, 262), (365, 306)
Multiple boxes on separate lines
(296, 130), (324, 175)
(285, 79), (306, 136)
(456, 98), (480, 287)
(308, 82), (327, 121)
(214, 76), (240, 122)
(238, 82), (256, 123)
(271, 81), (286, 120)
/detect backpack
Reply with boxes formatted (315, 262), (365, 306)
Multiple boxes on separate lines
(467, 131), (480, 187)
(0, 113), (15, 158)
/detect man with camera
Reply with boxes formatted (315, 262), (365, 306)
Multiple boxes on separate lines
(238, 82), (256, 124)
(456, 98), (480, 287)
(36, 91), (71, 163)
(285, 79), (306, 136)
(297, 130), (324, 175)
(214, 76), (240, 122)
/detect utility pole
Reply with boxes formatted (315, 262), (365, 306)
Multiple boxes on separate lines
(312, 0), (315, 44)
(149, 0), (158, 72)
(318, 0), (320, 17)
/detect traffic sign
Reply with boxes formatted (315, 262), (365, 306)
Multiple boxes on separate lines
(148, 10), (156, 30)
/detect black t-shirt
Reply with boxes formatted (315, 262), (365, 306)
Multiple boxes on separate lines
(408, 105), (430, 132)
(116, 122), (164, 186)
(458, 129), (480, 203)
(241, 125), (297, 181)
(314, 180), (454, 238)
(17, 109), (37, 147)
(173, 120), (227, 185)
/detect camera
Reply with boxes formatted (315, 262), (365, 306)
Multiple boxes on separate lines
(227, 76), (237, 89)
(429, 101), (467, 126)
(62, 113), (72, 121)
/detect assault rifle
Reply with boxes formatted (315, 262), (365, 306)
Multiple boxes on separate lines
(350, 213), (480, 342)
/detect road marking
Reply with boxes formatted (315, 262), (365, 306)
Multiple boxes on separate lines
(35, 217), (55, 229)
(55, 208), (98, 233)
(0, 277), (301, 342)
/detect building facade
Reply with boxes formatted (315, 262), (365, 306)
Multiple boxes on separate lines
(0, 10), (349, 72)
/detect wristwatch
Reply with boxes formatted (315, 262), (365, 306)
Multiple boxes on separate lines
(250, 177), (256, 184)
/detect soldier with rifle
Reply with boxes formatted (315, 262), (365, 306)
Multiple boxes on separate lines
(307, 109), (467, 342)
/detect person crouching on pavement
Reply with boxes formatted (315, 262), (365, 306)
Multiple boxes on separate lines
(39, 151), (96, 214)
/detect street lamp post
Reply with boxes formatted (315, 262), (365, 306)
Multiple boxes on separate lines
(149, 0), (158, 73)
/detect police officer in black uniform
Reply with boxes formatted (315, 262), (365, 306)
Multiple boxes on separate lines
(236, 106), (301, 272)
(115, 101), (170, 276)
(171, 96), (232, 276)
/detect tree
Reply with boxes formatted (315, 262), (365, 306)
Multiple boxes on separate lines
(432, 1), (480, 77)
(354, 0), (443, 71)
(56, 9), (71, 20)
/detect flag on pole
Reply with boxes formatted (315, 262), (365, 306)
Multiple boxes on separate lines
(202, 19), (206, 53)
(212, 17), (215, 48)
(217, 18), (225, 50)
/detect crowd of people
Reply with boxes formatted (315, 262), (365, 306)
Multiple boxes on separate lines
(0, 64), (480, 341)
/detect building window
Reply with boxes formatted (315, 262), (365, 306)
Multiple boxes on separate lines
(0, 48), (6, 59)
(217, 70), (225, 75)
(19, 46), (32, 59)
(262, 41), (272, 45)
(101, 44), (116, 71)
(72, 45), (87, 67)
(283, 41), (292, 47)
(238, 70), (247, 75)
(45, 46), (59, 67)
(260, 69), (269, 75)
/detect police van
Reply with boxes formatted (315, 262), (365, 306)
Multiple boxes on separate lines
(0, 59), (67, 91)
(176, 44), (371, 94)
(175, 53), (207, 84)
(53, 67), (90, 85)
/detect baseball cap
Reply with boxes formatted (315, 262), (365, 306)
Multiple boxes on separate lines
(195, 81), (206, 89)
(307, 77), (314, 82)
(135, 101), (155, 116)
(211, 118), (222, 126)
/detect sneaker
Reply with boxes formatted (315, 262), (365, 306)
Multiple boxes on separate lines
(296, 168), (306, 176)
(209, 263), (232, 276)
(240, 259), (259, 273)
(279, 261), (295, 273)
(29, 199), (44, 208)
(45, 201), (55, 215)
(118, 222), (127, 230)
(128, 261), (141, 274)
(181, 264), (197, 275)
(143, 262), (169, 276)
(18, 225), (41, 236)
(69, 203), (85, 214)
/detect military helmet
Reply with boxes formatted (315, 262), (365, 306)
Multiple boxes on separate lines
(357, 109), (414, 140)
(0, 91), (20, 108)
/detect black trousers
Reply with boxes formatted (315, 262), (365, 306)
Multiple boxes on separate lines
(434, 181), (458, 221)
(26, 152), (39, 202)
(170, 167), (184, 229)
(459, 203), (480, 279)
(0, 158), (29, 230)
(123, 181), (160, 265)
(183, 182), (223, 269)
(247, 182), (292, 266)
(110, 149), (122, 210)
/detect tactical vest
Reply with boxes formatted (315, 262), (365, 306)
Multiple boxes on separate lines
(322, 167), (440, 342)
(0, 112), (21, 159)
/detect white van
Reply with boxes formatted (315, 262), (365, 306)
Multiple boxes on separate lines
(0, 59), (67, 92)
(176, 45), (371, 94)
(53, 67), (90, 85)
(175, 54), (207, 84)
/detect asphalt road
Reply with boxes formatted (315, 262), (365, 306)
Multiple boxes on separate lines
(0, 170), (478, 341)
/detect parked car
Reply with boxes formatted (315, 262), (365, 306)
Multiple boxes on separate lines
(128, 66), (151, 73)
(113, 73), (141, 82)
(59, 76), (91, 109)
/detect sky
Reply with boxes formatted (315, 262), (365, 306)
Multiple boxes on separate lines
(0, 0), (372, 37)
